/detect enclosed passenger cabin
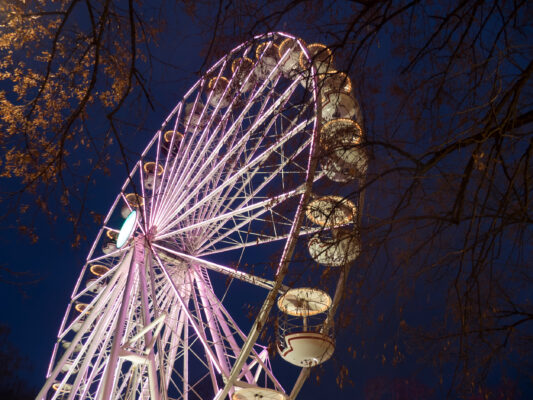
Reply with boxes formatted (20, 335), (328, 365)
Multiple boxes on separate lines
(277, 287), (335, 367)
(254, 41), (280, 81)
(102, 229), (118, 254)
(61, 340), (82, 353)
(184, 101), (206, 133)
(308, 229), (361, 267)
(162, 129), (184, 157)
(321, 90), (361, 122)
(321, 152), (368, 183)
(143, 161), (164, 190)
(299, 43), (334, 76)
(60, 359), (79, 373)
(320, 71), (352, 95)
(278, 37), (305, 78)
(319, 118), (367, 182)
(121, 193), (144, 218)
(74, 302), (89, 314)
(90, 264), (110, 277)
(85, 277), (104, 294)
(52, 382), (72, 397)
(232, 385), (288, 400)
(207, 76), (232, 108)
(306, 195), (357, 228)
(231, 57), (255, 93)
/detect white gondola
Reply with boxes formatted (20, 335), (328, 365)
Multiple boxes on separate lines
(278, 332), (335, 367)
(231, 57), (255, 93)
(320, 71), (352, 95)
(121, 193), (144, 218)
(184, 101), (206, 133)
(321, 152), (368, 182)
(278, 287), (332, 317)
(52, 382), (72, 394)
(162, 130), (184, 156)
(299, 43), (334, 76)
(306, 195), (357, 228)
(75, 302), (89, 314)
(319, 118), (368, 182)
(61, 341), (83, 353)
(254, 41), (280, 81)
(308, 229), (361, 267)
(90, 264), (110, 277)
(207, 76), (231, 108)
(61, 359), (80, 373)
(85, 277), (104, 294)
(102, 240), (116, 254)
(102, 229), (118, 254)
(278, 37), (305, 78)
(321, 90), (361, 122)
(321, 118), (362, 152)
(232, 385), (288, 400)
(277, 289), (335, 367)
(71, 318), (83, 332)
(143, 161), (164, 191)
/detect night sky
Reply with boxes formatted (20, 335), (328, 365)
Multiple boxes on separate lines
(1, 2), (531, 400)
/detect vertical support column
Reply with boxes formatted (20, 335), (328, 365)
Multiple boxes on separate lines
(183, 310), (189, 400)
(139, 248), (161, 400)
(98, 238), (143, 400)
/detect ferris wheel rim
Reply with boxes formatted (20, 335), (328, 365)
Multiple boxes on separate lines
(40, 31), (347, 400)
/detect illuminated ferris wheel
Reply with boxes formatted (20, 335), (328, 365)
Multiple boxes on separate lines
(38, 32), (367, 400)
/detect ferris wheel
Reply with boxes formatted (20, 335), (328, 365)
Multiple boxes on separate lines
(38, 32), (367, 400)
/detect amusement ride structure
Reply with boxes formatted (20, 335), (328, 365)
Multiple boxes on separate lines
(38, 32), (368, 400)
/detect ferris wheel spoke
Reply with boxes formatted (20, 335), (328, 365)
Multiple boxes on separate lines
(84, 243), (132, 266)
(191, 269), (234, 380)
(189, 266), (286, 392)
(191, 267), (253, 382)
(156, 120), (308, 239)
(154, 84), (219, 220)
(40, 254), (130, 400)
(195, 113), (312, 235)
(156, 181), (304, 242)
(150, 102), (186, 228)
(151, 243), (285, 293)
(152, 76), (261, 226)
(153, 75), (301, 229)
(151, 248), (229, 378)
(160, 86), (293, 227)
(63, 296), (121, 400)
(200, 224), (323, 257)
(167, 59), (236, 185)
(197, 140), (313, 251)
